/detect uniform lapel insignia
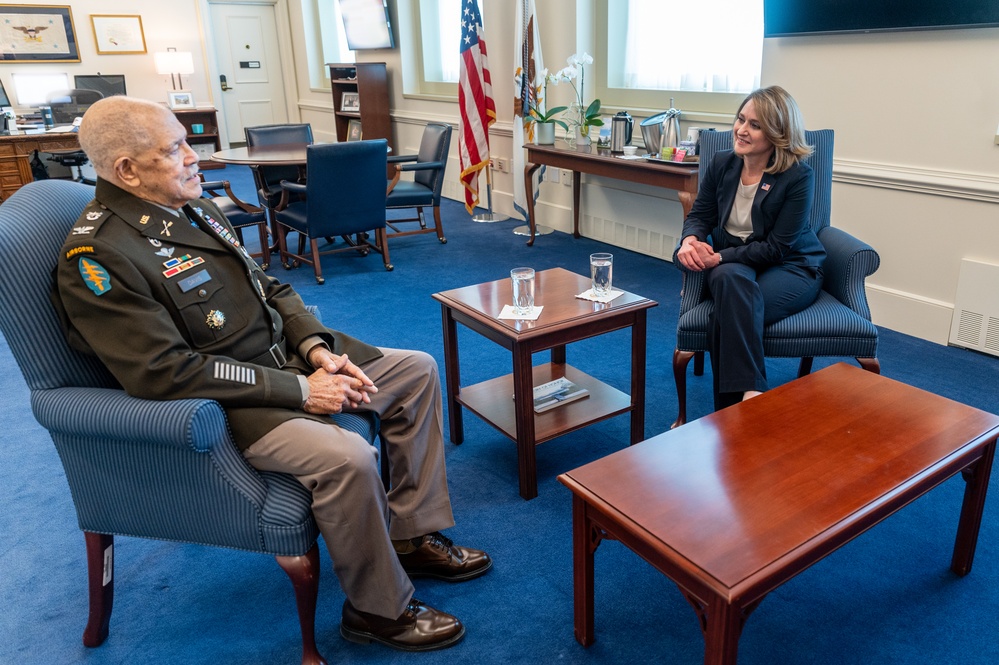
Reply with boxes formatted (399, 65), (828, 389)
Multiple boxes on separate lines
(206, 310), (226, 330)
(79, 257), (112, 296)
(71, 226), (94, 235)
(161, 219), (173, 237)
(139, 214), (150, 225)
(85, 211), (103, 221)
(155, 246), (175, 258)
(148, 238), (162, 247)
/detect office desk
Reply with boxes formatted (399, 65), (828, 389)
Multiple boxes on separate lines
(1, 130), (81, 203)
(523, 143), (699, 246)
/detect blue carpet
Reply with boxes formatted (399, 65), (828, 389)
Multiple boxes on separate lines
(2, 165), (998, 664)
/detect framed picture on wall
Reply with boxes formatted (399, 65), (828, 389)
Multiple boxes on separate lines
(90, 14), (146, 55)
(167, 91), (195, 110)
(346, 119), (363, 141)
(341, 91), (360, 113)
(0, 5), (81, 63)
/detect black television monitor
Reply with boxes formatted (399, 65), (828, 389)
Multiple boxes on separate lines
(764, 0), (999, 37)
(74, 74), (127, 98)
(338, 0), (395, 50)
(0, 78), (10, 107)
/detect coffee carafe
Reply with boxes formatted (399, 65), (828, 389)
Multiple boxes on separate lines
(659, 98), (681, 153)
(610, 111), (634, 153)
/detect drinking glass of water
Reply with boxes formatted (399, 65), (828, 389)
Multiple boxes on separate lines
(510, 267), (535, 316)
(590, 253), (613, 297)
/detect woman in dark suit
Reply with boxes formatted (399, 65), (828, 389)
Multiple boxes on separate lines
(676, 85), (825, 410)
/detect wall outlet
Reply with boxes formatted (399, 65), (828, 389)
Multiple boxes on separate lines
(561, 169), (572, 185)
(492, 157), (509, 173)
(548, 167), (559, 183)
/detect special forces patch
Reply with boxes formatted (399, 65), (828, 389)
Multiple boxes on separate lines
(78, 257), (112, 296)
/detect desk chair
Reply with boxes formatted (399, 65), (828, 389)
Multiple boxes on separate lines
(199, 177), (271, 269)
(45, 89), (102, 181)
(386, 122), (452, 244)
(244, 123), (313, 227)
(0, 179), (382, 665)
(275, 140), (392, 284)
(671, 129), (881, 427)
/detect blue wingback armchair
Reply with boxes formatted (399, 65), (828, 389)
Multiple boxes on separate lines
(671, 129), (881, 427)
(0, 180), (379, 665)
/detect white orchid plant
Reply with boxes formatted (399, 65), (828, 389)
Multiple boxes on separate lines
(551, 52), (603, 134)
(528, 67), (569, 130)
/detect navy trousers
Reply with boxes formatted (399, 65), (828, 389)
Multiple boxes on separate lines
(706, 261), (823, 410)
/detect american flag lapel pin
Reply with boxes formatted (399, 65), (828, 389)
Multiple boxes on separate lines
(761, 183), (771, 191)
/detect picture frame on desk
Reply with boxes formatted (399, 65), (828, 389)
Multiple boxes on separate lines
(90, 14), (146, 55)
(346, 119), (362, 141)
(0, 5), (80, 63)
(191, 142), (216, 162)
(341, 91), (360, 113)
(167, 91), (195, 110)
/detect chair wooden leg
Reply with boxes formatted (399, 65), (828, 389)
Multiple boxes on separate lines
(432, 205), (447, 244)
(672, 349), (696, 429)
(858, 357), (881, 374)
(276, 545), (327, 665)
(376, 228), (394, 271)
(83, 531), (114, 648)
(277, 222), (291, 269)
(797, 357), (814, 378)
(309, 238), (324, 284)
(256, 222), (271, 270)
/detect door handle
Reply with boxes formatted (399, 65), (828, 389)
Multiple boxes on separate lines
(220, 74), (231, 91)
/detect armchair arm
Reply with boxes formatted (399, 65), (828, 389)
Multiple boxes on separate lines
(817, 226), (880, 320)
(387, 153), (418, 164)
(277, 179), (308, 211)
(397, 161), (444, 173)
(672, 240), (707, 316)
(199, 178), (263, 214)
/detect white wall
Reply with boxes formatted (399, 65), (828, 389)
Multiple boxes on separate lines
(8, 0), (996, 345)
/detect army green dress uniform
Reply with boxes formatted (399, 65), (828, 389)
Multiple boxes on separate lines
(56, 179), (454, 618)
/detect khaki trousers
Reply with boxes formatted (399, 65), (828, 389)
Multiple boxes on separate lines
(243, 348), (454, 618)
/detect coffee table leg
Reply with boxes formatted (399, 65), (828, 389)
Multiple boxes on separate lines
(440, 304), (464, 445)
(513, 345), (538, 499)
(703, 598), (741, 665)
(951, 439), (996, 575)
(571, 494), (596, 646)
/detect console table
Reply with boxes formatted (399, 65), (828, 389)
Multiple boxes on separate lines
(523, 142), (699, 245)
(1, 131), (82, 203)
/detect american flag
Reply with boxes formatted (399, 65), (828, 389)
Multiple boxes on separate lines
(458, 0), (496, 215)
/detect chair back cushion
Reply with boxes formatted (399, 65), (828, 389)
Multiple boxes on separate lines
(0, 181), (119, 391)
(244, 124), (314, 202)
(303, 140), (388, 237)
(697, 128), (834, 233)
(414, 123), (452, 199)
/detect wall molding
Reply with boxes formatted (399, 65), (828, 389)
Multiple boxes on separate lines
(834, 159), (999, 204)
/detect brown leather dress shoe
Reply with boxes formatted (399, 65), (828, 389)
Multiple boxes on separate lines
(340, 598), (465, 651)
(397, 532), (493, 582)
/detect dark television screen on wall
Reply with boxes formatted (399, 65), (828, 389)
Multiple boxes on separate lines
(764, 0), (999, 37)
(338, 0), (395, 50)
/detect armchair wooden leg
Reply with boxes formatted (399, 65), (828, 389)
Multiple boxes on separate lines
(672, 349), (696, 429)
(432, 206), (447, 244)
(276, 544), (327, 665)
(693, 350), (705, 376)
(376, 228), (393, 271)
(797, 357), (814, 378)
(858, 357), (881, 374)
(83, 531), (114, 648)
(309, 238), (325, 284)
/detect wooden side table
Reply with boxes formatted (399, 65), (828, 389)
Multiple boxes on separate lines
(433, 267), (658, 499)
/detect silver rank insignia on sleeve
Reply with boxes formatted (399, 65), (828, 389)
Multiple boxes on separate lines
(206, 309), (226, 330)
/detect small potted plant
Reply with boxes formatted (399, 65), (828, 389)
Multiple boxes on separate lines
(529, 69), (568, 145)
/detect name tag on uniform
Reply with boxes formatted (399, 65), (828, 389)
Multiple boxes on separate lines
(178, 269), (212, 293)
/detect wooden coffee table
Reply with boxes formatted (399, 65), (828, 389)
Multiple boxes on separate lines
(433, 267), (657, 499)
(558, 363), (999, 664)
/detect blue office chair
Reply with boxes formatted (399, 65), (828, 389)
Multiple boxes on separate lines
(244, 123), (313, 224)
(199, 177), (271, 269)
(386, 122), (452, 244)
(275, 140), (392, 284)
(671, 129), (881, 427)
(0, 179), (381, 665)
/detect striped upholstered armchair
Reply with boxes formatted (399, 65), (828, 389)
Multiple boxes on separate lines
(671, 129), (881, 427)
(0, 180), (379, 665)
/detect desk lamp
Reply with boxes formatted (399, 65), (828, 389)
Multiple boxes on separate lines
(154, 49), (195, 91)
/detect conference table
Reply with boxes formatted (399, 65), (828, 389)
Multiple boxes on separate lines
(211, 143), (312, 167)
(522, 142), (700, 246)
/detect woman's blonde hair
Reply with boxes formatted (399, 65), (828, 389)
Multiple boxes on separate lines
(735, 85), (812, 174)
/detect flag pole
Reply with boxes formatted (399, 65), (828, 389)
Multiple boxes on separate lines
(471, 162), (509, 223)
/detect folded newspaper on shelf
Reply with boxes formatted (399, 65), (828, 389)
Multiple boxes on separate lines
(531, 377), (589, 413)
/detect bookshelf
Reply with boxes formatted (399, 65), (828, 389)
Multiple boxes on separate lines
(328, 62), (392, 153)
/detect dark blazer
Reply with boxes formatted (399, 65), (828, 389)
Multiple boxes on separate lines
(681, 149), (825, 270)
(56, 179), (382, 448)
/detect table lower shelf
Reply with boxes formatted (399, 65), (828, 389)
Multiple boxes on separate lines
(455, 363), (632, 444)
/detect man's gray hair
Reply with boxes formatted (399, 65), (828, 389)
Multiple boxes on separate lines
(78, 97), (176, 179)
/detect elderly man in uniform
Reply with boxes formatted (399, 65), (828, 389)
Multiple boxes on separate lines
(55, 96), (490, 652)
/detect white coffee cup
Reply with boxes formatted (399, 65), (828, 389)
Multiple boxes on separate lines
(622, 145), (638, 156)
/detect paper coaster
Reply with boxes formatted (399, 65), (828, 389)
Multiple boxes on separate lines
(498, 304), (543, 320)
(576, 288), (624, 303)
